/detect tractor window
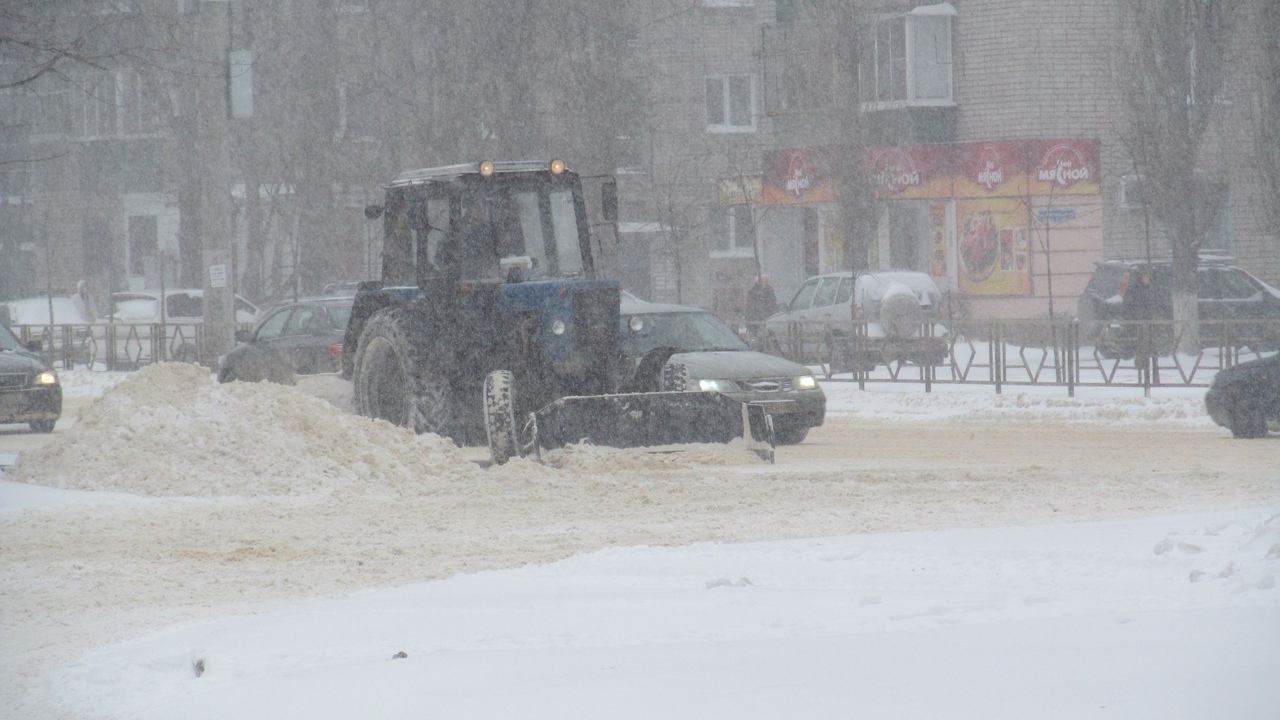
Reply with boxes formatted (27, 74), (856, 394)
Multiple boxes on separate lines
(549, 189), (583, 276)
(424, 198), (450, 270)
(515, 191), (549, 276)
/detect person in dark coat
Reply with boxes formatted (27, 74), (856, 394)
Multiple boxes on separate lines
(745, 273), (777, 322)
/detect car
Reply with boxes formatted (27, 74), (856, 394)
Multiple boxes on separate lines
(1204, 352), (1279, 438)
(109, 289), (262, 363)
(217, 296), (355, 384)
(763, 270), (949, 370)
(620, 298), (825, 445)
(0, 321), (63, 433)
(1077, 258), (1280, 357)
(2, 296), (101, 367)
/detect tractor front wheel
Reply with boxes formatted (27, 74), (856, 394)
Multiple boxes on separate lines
(484, 370), (519, 464)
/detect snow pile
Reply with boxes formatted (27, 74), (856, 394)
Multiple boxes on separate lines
(12, 363), (477, 496)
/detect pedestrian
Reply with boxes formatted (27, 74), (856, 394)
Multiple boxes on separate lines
(1125, 267), (1157, 380)
(745, 273), (777, 323)
(71, 280), (99, 321)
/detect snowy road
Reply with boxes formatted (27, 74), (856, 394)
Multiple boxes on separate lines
(1, 367), (1276, 718)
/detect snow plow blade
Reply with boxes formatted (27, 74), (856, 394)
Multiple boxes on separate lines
(526, 391), (775, 462)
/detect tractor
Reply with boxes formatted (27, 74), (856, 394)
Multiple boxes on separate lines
(345, 159), (773, 464)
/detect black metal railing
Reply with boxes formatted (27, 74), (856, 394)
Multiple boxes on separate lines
(12, 322), (254, 371)
(744, 318), (1279, 395)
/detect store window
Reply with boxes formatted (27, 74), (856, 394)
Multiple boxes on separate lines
(705, 75), (756, 132)
(710, 204), (755, 258)
(860, 3), (955, 107)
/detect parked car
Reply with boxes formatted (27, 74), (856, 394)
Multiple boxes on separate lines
(620, 298), (825, 445)
(217, 296), (355, 384)
(1204, 352), (1279, 438)
(0, 321), (62, 433)
(109, 289), (261, 363)
(2, 296), (101, 367)
(1077, 258), (1280, 358)
(763, 270), (949, 370)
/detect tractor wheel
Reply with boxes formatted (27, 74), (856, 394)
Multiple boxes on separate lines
(662, 362), (689, 392)
(353, 307), (468, 440)
(484, 370), (519, 465)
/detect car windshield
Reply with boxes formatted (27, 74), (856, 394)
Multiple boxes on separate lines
(0, 323), (22, 351)
(622, 311), (749, 357)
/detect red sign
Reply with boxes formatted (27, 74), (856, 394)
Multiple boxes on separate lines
(1027, 139), (1100, 195)
(761, 148), (834, 205)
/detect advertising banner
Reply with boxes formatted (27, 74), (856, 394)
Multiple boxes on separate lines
(956, 197), (1031, 296)
(1027, 139), (1101, 196)
(867, 144), (952, 200)
(953, 141), (1029, 198)
(761, 148), (835, 205)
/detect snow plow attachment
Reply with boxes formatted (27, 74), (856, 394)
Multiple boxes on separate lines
(523, 391), (776, 463)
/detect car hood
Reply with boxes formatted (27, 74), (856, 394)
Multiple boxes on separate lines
(0, 349), (50, 374)
(668, 350), (812, 379)
(1211, 352), (1280, 387)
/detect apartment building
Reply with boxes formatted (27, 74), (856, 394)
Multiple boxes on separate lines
(619, 0), (1277, 322)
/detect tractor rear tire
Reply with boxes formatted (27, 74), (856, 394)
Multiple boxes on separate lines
(484, 370), (519, 464)
(353, 307), (468, 440)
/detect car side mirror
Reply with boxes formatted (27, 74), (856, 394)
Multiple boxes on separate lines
(234, 329), (252, 344)
(25, 340), (42, 352)
(364, 204), (385, 220)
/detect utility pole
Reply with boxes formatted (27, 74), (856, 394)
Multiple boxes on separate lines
(198, 0), (234, 366)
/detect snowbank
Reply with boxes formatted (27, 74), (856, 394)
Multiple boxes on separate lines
(13, 364), (477, 497)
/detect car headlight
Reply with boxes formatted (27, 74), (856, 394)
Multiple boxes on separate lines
(35, 370), (58, 386)
(794, 375), (817, 390)
(550, 319), (567, 336)
(698, 379), (734, 393)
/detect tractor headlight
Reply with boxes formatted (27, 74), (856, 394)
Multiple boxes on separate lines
(698, 379), (733, 393)
(794, 375), (817, 390)
(628, 316), (645, 333)
(549, 158), (566, 174)
(35, 370), (58, 386)
(550, 319), (567, 336)
(479, 160), (495, 177)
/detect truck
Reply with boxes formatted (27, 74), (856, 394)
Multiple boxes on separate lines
(344, 159), (774, 464)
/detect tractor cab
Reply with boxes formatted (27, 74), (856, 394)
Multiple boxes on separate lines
(371, 160), (598, 287)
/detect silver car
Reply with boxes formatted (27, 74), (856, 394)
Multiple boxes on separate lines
(763, 270), (949, 370)
(621, 299), (825, 444)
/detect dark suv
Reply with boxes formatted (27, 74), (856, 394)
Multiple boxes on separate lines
(1076, 259), (1280, 357)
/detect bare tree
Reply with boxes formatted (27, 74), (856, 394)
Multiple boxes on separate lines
(1113, 0), (1242, 352)
(1243, 0), (1280, 238)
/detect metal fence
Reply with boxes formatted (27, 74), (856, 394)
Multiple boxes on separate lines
(14, 318), (1278, 396)
(751, 318), (1279, 396)
(11, 322), (254, 371)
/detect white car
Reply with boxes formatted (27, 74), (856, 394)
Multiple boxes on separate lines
(763, 270), (950, 370)
(109, 289), (261, 364)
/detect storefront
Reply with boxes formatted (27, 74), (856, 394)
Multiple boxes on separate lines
(747, 140), (1104, 319)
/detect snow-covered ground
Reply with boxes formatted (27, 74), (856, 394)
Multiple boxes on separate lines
(1, 366), (1277, 720)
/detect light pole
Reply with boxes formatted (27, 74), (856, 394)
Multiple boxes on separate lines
(197, 0), (234, 366)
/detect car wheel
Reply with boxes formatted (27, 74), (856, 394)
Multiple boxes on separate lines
(1227, 399), (1268, 439)
(29, 420), (56, 433)
(773, 422), (809, 445)
(484, 370), (519, 465)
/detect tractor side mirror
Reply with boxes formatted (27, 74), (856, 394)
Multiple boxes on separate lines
(364, 204), (384, 220)
(601, 179), (618, 223)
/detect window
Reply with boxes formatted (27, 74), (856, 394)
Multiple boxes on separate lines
(860, 4), (954, 107)
(710, 204), (755, 258)
(705, 75), (755, 132)
(789, 278), (820, 311)
(255, 309), (291, 342)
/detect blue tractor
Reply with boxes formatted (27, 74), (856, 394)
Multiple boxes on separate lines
(345, 160), (773, 464)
